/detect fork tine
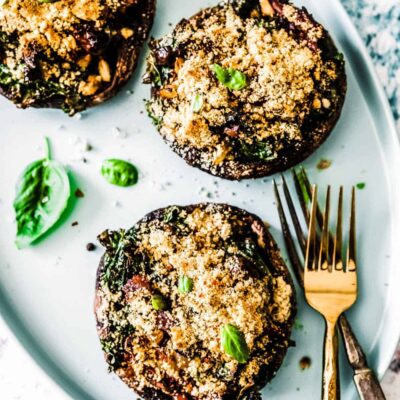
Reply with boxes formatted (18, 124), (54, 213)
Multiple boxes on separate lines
(281, 174), (306, 255)
(318, 186), (331, 271)
(305, 185), (318, 271)
(273, 180), (304, 284)
(299, 167), (337, 252)
(333, 187), (344, 271)
(347, 187), (357, 272)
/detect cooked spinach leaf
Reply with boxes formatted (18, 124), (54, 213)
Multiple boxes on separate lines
(98, 228), (142, 292)
(241, 140), (275, 161)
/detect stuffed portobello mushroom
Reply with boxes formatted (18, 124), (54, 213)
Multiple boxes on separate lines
(0, 0), (155, 114)
(95, 203), (296, 400)
(144, 0), (346, 180)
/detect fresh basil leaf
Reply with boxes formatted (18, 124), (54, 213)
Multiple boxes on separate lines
(152, 294), (167, 311)
(212, 64), (230, 85)
(13, 138), (71, 249)
(212, 64), (246, 91)
(178, 275), (193, 294)
(191, 94), (203, 113)
(101, 159), (138, 187)
(221, 323), (250, 363)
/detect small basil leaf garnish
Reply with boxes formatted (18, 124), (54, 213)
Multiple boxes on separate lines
(212, 64), (247, 91)
(13, 137), (71, 249)
(101, 159), (138, 187)
(221, 323), (250, 363)
(178, 275), (193, 294)
(152, 294), (167, 311)
(191, 94), (203, 112)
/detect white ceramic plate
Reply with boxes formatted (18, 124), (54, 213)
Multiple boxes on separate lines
(0, 0), (399, 399)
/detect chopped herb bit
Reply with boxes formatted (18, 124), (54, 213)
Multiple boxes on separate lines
(356, 182), (366, 190)
(178, 275), (193, 294)
(221, 323), (250, 363)
(191, 94), (204, 112)
(317, 159), (332, 170)
(212, 64), (246, 91)
(294, 319), (304, 331)
(152, 294), (167, 311)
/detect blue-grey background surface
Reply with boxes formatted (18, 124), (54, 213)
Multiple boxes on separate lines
(342, 0), (400, 126)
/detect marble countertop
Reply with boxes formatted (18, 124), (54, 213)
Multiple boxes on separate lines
(1, 0), (400, 399)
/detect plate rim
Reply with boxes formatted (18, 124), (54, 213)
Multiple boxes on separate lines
(0, 0), (399, 399)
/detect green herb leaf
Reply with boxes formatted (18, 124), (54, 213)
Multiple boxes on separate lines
(212, 64), (246, 91)
(356, 182), (366, 190)
(101, 159), (138, 187)
(297, 169), (311, 204)
(178, 275), (193, 294)
(13, 138), (71, 249)
(152, 294), (167, 311)
(294, 318), (304, 331)
(221, 323), (250, 363)
(191, 94), (203, 113)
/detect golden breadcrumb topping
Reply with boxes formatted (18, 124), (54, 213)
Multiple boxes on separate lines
(96, 205), (294, 399)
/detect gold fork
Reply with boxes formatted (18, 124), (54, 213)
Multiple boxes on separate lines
(304, 185), (357, 400)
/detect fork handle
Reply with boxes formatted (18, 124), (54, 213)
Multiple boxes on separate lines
(339, 315), (386, 400)
(323, 319), (340, 400)
(354, 369), (386, 400)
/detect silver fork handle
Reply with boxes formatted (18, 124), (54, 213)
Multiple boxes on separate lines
(323, 319), (340, 400)
(354, 369), (386, 400)
(339, 315), (386, 400)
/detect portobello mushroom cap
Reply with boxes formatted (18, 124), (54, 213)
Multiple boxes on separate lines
(0, 0), (156, 114)
(144, 0), (347, 180)
(95, 203), (296, 400)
